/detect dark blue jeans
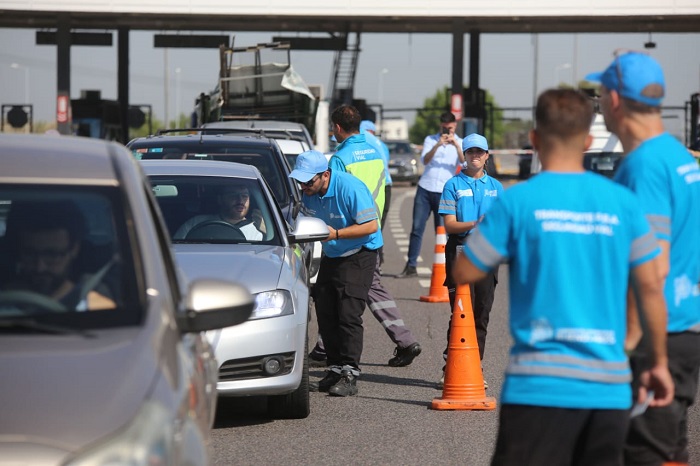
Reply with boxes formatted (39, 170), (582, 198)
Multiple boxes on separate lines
(407, 185), (444, 267)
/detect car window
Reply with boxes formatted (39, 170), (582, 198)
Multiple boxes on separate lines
(148, 175), (280, 245)
(386, 141), (413, 156)
(132, 144), (291, 209)
(0, 186), (141, 327)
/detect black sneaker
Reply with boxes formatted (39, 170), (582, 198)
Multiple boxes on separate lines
(310, 370), (342, 392)
(388, 342), (422, 367)
(308, 347), (327, 364)
(394, 265), (417, 278)
(328, 370), (358, 397)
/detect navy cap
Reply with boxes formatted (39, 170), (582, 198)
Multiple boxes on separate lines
(585, 52), (665, 107)
(289, 150), (328, 182)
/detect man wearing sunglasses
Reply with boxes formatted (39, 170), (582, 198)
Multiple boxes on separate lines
(587, 51), (700, 466)
(5, 200), (116, 311)
(290, 150), (381, 397)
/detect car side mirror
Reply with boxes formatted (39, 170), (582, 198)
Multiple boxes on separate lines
(288, 216), (330, 244)
(178, 279), (254, 333)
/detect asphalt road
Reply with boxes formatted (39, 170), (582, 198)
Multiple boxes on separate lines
(211, 179), (700, 466)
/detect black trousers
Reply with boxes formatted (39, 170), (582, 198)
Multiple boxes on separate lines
(491, 404), (629, 466)
(443, 234), (498, 360)
(312, 248), (376, 370)
(625, 331), (700, 465)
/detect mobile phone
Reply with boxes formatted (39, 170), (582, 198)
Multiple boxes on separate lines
(441, 127), (450, 135)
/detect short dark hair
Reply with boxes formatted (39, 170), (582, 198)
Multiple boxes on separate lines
(7, 200), (86, 245)
(535, 89), (593, 141)
(439, 112), (456, 124)
(331, 105), (361, 133)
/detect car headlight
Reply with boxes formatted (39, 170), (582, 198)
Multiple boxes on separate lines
(250, 290), (294, 320)
(410, 159), (417, 166)
(64, 401), (173, 466)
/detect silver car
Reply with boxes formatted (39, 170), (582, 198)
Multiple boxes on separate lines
(142, 160), (329, 419)
(0, 134), (254, 465)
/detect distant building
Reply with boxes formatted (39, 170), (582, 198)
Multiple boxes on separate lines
(379, 117), (409, 141)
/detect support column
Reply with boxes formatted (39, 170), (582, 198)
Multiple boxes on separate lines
(56, 16), (71, 135)
(118, 28), (130, 144)
(451, 20), (465, 137)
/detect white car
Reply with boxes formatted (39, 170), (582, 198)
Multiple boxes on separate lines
(142, 160), (329, 419)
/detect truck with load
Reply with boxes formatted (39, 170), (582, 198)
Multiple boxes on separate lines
(194, 41), (319, 140)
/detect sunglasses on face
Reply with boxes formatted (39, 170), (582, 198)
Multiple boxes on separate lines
(299, 174), (322, 188)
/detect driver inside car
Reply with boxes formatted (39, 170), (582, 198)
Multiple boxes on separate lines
(174, 184), (264, 241)
(4, 200), (116, 311)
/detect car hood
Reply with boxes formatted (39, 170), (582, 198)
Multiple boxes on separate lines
(389, 154), (416, 165)
(172, 244), (285, 294)
(0, 327), (157, 459)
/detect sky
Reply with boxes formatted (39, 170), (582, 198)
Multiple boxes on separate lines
(1, 28), (699, 143)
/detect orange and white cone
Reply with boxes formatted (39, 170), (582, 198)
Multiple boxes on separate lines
(432, 283), (496, 410)
(420, 225), (449, 303)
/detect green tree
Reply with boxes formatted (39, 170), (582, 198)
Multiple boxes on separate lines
(409, 86), (507, 148)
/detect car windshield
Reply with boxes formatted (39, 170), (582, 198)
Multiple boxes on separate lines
(0, 186), (141, 328)
(148, 175), (280, 245)
(132, 144), (291, 209)
(386, 141), (413, 157)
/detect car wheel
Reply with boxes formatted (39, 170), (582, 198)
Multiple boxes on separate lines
(267, 336), (310, 419)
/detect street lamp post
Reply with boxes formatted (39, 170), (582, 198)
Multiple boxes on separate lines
(10, 63), (29, 104)
(175, 67), (181, 128)
(555, 63), (572, 87)
(377, 68), (389, 130)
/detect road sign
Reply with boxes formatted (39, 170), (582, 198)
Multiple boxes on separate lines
(57, 94), (69, 123)
(451, 93), (463, 120)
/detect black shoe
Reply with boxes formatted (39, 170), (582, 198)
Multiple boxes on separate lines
(394, 265), (417, 278)
(328, 370), (358, 397)
(310, 370), (342, 392)
(388, 342), (422, 367)
(309, 347), (327, 362)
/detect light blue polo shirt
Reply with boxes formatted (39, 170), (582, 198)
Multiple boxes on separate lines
(301, 170), (383, 258)
(438, 171), (504, 237)
(614, 133), (700, 333)
(463, 171), (660, 409)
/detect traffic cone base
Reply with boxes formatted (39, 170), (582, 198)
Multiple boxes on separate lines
(419, 225), (449, 303)
(431, 284), (496, 411)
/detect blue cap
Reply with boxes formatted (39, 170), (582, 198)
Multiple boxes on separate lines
(289, 150), (328, 182)
(585, 52), (665, 107)
(360, 120), (376, 133)
(462, 133), (489, 152)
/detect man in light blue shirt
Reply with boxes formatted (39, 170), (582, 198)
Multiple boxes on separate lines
(289, 150), (380, 397)
(453, 89), (673, 464)
(395, 111), (464, 278)
(587, 50), (700, 465)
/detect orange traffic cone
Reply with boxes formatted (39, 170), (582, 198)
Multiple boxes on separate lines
(420, 225), (449, 303)
(432, 283), (496, 410)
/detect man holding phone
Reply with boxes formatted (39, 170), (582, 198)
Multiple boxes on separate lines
(395, 111), (464, 278)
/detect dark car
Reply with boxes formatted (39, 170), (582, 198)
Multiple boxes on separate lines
(127, 131), (320, 281)
(386, 140), (422, 185)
